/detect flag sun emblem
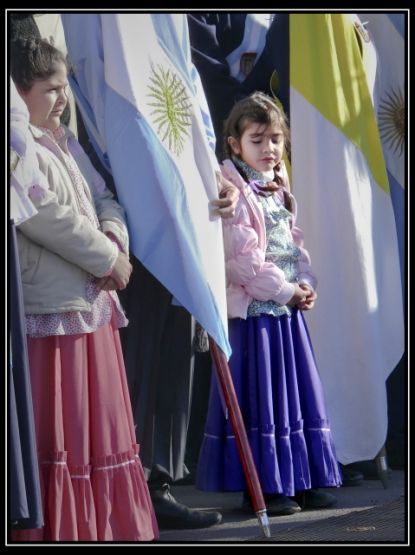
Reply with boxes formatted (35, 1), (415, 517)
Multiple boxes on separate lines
(147, 64), (193, 156)
(378, 87), (405, 157)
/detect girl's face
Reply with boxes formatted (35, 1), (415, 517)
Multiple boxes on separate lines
(228, 118), (285, 174)
(19, 62), (68, 131)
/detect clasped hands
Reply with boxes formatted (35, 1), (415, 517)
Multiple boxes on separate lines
(97, 251), (132, 291)
(288, 283), (317, 311)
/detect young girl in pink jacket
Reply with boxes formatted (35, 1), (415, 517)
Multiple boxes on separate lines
(197, 92), (341, 515)
(10, 38), (157, 541)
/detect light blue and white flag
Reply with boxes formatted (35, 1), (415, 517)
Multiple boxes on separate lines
(62, 13), (230, 357)
(290, 14), (404, 463)
(359, 13), (405, 289)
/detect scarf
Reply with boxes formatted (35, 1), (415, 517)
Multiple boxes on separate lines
(232, 157), (280, 197)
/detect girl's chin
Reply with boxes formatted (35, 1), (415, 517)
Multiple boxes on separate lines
(257, 163), (274, 172)
(47, 116), (61, 130)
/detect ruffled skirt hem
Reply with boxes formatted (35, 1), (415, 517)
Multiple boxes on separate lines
(12, 445), (157, 541)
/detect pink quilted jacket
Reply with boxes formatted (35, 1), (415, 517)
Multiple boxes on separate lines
(221, 159), (317, 319)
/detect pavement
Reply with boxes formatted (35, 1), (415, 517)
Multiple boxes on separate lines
(156, 470), (407, 546)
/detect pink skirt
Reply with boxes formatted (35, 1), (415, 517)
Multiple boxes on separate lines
(11, 319), (158, 542)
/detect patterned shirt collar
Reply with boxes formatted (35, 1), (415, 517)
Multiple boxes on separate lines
(232, 156), (275, 183)
(232, 157), (279, 197)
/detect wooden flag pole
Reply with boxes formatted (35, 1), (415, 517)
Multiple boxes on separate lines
(208, 336), (270, 538)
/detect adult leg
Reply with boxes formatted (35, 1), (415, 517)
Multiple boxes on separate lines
(151, 303), (194, 482)
(119, 256), (172, 477)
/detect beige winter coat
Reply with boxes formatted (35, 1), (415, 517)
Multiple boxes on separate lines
(16, 125), (129, 314)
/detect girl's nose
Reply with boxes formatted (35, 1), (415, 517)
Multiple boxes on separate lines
(58, 88), (68, 104)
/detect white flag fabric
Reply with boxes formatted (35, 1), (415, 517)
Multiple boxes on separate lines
(62, 13), (230, 357)
(289, 14), (404, 463)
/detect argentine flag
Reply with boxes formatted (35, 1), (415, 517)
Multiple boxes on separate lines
(289, 14), (404, 463)
(62, 13), (230, 357)
(359, 13), (405, 289)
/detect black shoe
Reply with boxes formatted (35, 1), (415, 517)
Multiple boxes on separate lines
(150, 483), (222, 530)
(339, 463), (364, 486)
(346, 460), (383, 480)
(242, 492), (301, 516)
(293, 489), (337, 509)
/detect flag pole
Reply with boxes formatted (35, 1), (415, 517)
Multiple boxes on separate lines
(208, 336), (271, 538)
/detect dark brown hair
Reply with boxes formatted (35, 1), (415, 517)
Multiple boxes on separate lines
(10, 37), (71, 92)
(222, 91), (290, 162)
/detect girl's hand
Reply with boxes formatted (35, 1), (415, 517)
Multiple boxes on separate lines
(297, 283), (317, 311)
(96, 276), (119, 291)
(210, 173), (239, 218)
(287, 283), (307, 307)
(109, 251), (132, 290)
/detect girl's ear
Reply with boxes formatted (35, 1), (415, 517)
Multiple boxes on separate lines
(228, 136), (240, 155)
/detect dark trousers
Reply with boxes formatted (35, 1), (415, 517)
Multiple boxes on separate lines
(119, 256), (194, 483)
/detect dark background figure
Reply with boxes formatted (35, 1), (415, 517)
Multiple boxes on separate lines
(384, 357), (406, 470)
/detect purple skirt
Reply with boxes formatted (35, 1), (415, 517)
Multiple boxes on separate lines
(196, 310), (342, 496)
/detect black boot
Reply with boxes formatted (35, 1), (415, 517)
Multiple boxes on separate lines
(150, 483), (222, 530)
(293, 489), (337, 509)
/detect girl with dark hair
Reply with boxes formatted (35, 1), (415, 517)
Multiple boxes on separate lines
(197, 92), (342, 515)
(9, 38), (158, 541)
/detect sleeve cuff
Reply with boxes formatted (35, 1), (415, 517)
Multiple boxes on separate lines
(105, 231), (124, 253)
(101, 241), (119, 277)
(274, 282), (295, 305)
